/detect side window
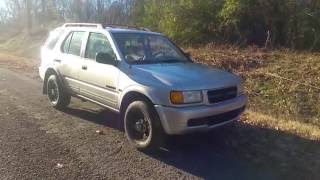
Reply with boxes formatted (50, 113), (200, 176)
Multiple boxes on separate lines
(85, 33), (116, 60)
(61, 32), (73, 53)
(68, 31), (85, 56)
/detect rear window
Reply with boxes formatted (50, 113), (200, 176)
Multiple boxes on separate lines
(44, 29), (65, 50)
(68, 32), (85, 56)
(61, 31), (85, 56)
(61, 32), (73, 53)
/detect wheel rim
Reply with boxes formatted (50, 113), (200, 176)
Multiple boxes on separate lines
(47, 79), (59, 104)
(126, 107), (152, 145)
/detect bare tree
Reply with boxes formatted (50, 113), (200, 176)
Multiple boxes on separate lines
(24, 0), (32, 33)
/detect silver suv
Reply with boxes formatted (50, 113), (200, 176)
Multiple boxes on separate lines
(39, 23), (247, 150)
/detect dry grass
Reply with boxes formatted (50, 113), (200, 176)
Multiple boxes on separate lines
(187, 43), (269, 74)
(244, 111), (320, 140)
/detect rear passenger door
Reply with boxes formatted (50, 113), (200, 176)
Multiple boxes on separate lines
(58, 31), (86, 94)
(79, 32), (119, 109)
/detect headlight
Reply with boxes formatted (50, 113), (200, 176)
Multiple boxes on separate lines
(170, 91), (203, 104)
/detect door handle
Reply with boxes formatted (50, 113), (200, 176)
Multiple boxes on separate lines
(54, 59), (61, 63)
(82, 65), (87, 70)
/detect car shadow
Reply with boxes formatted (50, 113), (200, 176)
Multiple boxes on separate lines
(62, 101), (124, 132)
(151, 124), (320, 180)
(61, 101), (320, 180)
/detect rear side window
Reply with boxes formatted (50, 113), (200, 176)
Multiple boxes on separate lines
(62, 32), (73, 53)
(61, 31), (85, 56)
(68, 32), (85, 56)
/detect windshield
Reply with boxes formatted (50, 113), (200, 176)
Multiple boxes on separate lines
(112, 33), (189, 64)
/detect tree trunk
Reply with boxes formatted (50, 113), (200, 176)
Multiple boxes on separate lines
(25, 0), (32, 34)
(41, 0), (46, 23)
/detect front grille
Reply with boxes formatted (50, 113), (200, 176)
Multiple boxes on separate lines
(207, 87), (237, 104)
(187, 107), (245, 127)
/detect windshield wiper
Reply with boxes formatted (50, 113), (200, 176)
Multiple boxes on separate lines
(130, 59), (186, 65)
(130, 60), (156, 65)
(158, 59), (185, 63)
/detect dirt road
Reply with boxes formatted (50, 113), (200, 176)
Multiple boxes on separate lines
(0, 65), (281, 180)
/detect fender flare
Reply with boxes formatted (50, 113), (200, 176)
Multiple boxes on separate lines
(118, 85), (161, 109)
(42, 67), (64, 94)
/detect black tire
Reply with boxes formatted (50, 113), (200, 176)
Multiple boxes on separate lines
(124, 100), (165, 151)
(46, 74), (71, 110)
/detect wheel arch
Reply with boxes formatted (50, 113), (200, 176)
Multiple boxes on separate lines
(42, 68), (63, 94)
(119, 91), (154, 115)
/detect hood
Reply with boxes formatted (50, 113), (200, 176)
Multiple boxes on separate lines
(129, 62), (240, 90)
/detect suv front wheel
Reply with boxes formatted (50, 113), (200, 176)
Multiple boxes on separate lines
(46, 74), (71, 109)
(124, 100), (165, 151)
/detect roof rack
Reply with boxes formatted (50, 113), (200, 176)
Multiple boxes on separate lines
(61, 23), (151, 32)
(62, 23), (103, 29)
(104, 24), (151, 32)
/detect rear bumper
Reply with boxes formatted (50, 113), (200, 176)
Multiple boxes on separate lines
(155, 95), (247, 135)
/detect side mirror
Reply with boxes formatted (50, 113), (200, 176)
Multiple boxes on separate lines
(184, 52), (191, 58)
(96, 52), (118, 66)
(184, 52), (193, 61)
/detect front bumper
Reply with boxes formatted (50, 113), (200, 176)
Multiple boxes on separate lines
(155, 95), (247, 135)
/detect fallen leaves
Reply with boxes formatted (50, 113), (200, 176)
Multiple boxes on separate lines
(96, 130), (104, 135)
(56, 163), (63, 169)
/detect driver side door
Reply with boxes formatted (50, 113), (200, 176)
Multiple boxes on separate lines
(79, 32), (120, 109)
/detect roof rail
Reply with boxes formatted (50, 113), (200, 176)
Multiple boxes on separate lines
(104, 24), (151, 32)
(62, 23), (103, 29)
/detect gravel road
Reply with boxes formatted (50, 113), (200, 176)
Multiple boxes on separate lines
(0, 67), (277, 179)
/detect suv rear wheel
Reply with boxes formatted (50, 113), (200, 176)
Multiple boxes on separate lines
(124, 100), (165, 151)
(47, 74), (71, 109)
